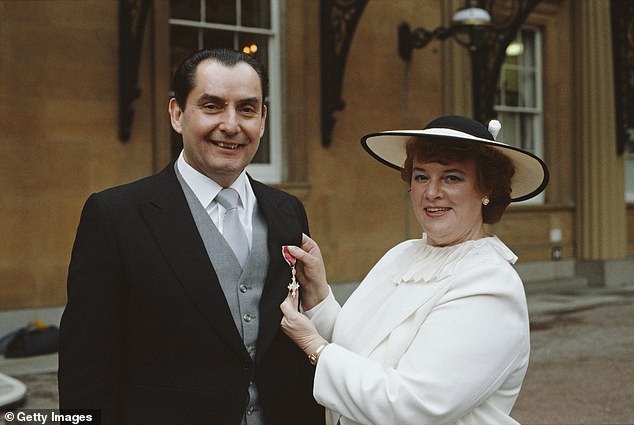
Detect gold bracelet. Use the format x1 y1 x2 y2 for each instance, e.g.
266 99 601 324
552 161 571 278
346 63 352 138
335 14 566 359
307 343 328 366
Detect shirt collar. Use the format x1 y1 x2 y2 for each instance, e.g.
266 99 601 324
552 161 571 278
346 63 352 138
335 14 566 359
176 151 249 209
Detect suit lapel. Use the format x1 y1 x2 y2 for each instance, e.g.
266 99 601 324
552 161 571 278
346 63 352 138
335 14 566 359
250 178 305 359
139 164 248 360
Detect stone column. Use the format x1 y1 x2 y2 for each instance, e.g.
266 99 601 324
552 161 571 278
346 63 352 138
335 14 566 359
572 0 627 284
441 0 472 116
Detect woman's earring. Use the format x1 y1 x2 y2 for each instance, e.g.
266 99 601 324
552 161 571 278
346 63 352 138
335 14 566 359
482 196 490 206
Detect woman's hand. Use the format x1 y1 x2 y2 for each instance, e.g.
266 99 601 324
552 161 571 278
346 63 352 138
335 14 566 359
280 290 328 356
287 234 330 310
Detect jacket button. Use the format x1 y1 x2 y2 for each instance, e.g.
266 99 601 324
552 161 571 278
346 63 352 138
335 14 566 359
239 284 248 293
242 362 251 371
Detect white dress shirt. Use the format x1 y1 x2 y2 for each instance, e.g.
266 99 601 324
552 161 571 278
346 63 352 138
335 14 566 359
176 151 255 247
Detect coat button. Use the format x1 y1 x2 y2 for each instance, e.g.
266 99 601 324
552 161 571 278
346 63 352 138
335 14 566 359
239 284 248 293
242 361 251 371
243 313 254 322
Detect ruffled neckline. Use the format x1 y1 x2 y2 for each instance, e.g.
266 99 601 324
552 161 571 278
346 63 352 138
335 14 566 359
392 234 517 285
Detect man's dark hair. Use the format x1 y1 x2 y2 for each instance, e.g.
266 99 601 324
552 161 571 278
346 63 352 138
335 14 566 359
172 48 268 111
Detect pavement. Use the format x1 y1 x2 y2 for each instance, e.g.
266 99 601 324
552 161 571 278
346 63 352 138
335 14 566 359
525 282 634 316
512 289 634 424
1 282 633 422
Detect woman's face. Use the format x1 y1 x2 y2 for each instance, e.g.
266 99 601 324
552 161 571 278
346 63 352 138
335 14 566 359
410 155 486 246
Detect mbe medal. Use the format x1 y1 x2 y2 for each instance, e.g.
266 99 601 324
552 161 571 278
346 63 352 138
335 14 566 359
282 246 299 298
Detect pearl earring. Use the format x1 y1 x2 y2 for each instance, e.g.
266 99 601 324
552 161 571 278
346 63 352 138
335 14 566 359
482 196 490 206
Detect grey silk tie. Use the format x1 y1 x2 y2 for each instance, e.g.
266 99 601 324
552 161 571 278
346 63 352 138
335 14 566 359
215 188 250 268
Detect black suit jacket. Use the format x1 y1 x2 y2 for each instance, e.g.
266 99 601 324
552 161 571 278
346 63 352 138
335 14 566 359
58 163 324 424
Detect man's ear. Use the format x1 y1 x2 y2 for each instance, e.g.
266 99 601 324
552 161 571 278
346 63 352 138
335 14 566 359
168 98 183 134
259 104 267 138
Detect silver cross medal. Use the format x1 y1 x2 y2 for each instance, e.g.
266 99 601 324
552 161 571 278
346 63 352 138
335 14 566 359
282 246 299 298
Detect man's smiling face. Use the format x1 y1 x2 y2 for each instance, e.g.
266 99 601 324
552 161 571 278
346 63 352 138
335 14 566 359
169 59 267 187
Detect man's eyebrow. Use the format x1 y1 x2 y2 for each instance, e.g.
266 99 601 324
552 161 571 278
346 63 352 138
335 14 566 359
237 97 261 105
196 94 260 106
196 94 224 104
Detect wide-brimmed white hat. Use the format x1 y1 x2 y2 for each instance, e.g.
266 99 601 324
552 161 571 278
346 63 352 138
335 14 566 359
360 115 549 202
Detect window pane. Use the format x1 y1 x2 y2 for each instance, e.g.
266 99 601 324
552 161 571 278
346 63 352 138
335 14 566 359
520 115 535 151
205 0 236 25
501 67 520 107
242 0 271 28
497 112 518 147
520 69 536 108
171 0 200 21
170 25 201 78
201 29 235 50
238 33 269 70
496 29 541 110
498 112 535 151
520 29 535 68
504 51 520 67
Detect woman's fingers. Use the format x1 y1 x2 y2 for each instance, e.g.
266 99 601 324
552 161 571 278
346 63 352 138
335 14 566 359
282 235 329 310
280 290 300 315
280 295 326 355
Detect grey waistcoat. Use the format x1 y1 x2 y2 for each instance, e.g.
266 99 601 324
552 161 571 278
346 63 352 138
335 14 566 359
176 166 269 425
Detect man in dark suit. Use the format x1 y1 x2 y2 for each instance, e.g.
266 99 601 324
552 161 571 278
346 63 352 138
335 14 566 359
58 48 324 425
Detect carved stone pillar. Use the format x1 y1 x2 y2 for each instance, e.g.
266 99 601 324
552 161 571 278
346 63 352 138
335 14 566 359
572 0 627 276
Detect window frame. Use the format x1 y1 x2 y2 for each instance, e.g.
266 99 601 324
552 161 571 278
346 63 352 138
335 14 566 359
494 26 544 204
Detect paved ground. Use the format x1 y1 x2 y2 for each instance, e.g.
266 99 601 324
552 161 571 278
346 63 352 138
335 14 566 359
1 289 633 424
511 297 634 425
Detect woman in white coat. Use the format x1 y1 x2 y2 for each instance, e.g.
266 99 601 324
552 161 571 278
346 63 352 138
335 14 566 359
280 115 549 425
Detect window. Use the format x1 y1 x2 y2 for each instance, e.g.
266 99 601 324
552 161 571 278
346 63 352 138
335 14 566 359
494 27 544 203
169 0 282 183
